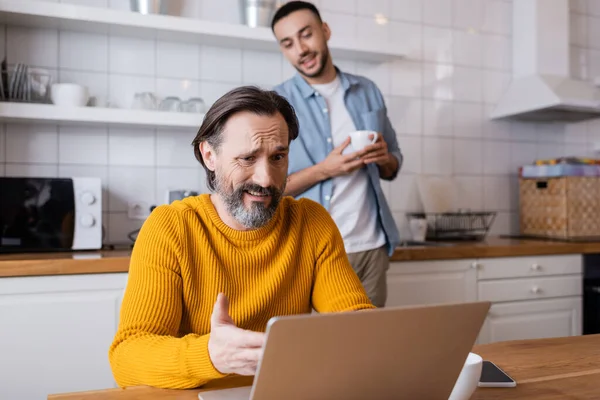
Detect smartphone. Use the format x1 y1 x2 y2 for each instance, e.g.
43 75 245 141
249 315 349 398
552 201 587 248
478 360 517 387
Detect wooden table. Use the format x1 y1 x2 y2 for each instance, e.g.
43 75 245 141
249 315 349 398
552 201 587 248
471 334 600 399
49 335 600 400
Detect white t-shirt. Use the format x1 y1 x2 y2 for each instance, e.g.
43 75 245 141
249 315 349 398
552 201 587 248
311 77 386 254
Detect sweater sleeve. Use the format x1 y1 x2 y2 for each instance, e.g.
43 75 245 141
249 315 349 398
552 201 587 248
303 200 376 313
108 206 226 389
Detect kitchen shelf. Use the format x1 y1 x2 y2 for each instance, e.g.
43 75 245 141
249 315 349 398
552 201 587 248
0 102 204 129
0 0 406 62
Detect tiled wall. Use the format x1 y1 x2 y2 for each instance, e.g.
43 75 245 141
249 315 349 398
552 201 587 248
1 0 600 245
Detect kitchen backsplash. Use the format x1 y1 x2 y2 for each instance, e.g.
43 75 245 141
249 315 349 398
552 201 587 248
1 0 600 244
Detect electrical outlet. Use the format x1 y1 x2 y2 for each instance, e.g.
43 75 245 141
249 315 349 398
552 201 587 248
128 201 150 220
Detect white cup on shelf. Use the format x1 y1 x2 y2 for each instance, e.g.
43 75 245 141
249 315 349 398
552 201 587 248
50 83 89 107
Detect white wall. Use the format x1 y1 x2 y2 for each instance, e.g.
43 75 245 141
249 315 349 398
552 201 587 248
1 0 600 245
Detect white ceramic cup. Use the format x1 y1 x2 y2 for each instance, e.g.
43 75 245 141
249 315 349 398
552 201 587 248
409 218 428 242
448 352 483 400
349 130 378 151
50 83 89 107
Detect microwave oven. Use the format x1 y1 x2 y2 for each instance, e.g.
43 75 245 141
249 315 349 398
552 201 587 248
0 177 103 253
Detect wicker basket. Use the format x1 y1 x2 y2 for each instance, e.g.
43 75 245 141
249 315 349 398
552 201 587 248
519 176 600 238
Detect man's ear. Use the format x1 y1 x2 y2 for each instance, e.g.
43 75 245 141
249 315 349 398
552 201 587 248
199 141 216 171
322 22 331 41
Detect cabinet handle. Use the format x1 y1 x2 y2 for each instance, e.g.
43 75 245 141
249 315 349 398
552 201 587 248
471 262 480 269
530 285 542 294
531 263 542 271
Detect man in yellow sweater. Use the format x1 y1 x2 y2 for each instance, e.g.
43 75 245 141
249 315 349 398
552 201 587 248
108 86 376 390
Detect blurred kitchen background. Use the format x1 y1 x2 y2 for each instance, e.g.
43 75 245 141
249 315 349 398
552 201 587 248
1 0 599 246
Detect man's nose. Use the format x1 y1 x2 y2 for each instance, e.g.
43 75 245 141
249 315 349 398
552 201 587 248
252 161 275 189
296 41 308 56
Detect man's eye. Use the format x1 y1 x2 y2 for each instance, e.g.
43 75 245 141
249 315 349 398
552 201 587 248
242 156 255 162
302 33 312 39
273 154 286 161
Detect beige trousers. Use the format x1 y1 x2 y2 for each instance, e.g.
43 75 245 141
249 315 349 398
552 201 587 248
346 246 389 308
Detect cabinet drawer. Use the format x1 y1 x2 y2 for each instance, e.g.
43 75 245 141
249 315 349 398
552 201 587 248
478 275 582 303
477 255 582 280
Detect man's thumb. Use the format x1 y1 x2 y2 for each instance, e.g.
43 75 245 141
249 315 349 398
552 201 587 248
211 293 233 325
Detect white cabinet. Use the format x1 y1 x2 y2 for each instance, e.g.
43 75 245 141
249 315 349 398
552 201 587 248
386 259 477 308
478 297 582 344
475 254 583 345
386 254 584 345
0 273 128 400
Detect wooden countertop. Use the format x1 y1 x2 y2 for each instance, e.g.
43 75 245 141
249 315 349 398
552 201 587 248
3 237 600 278
47 334 600 400
0 249 131 278
389 237 600 261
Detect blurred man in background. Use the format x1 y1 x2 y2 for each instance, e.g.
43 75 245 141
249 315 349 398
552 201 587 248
272 1 402 307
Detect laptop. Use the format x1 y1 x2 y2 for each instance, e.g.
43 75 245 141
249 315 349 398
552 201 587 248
198 301 491 400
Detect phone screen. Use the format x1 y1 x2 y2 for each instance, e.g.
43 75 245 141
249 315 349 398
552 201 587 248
480 361 515 383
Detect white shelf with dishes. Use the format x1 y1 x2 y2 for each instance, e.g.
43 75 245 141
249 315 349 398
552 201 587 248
0 102 204 129
0 0 406 62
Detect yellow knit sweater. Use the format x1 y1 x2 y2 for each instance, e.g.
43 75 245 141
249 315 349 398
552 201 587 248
109 194 374 389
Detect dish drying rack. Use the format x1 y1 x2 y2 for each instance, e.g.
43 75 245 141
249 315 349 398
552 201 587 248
0 59 53 103
406 211 497 241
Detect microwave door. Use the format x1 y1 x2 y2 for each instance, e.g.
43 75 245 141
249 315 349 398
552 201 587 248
0 177 75 253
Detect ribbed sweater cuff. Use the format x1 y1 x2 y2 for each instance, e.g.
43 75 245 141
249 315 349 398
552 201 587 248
186 334 228 382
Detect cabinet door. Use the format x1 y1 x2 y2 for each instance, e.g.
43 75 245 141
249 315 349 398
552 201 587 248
477 297 582 345
386 260 477 308
0 273 128 400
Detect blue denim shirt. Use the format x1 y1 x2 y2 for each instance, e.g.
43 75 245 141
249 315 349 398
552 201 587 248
273 68 402 256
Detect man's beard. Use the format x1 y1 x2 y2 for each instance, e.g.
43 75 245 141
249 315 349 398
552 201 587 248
214 173 286 229
295 48 330 79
